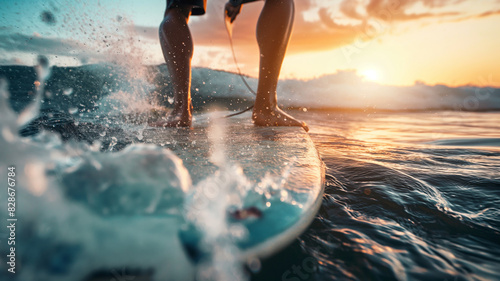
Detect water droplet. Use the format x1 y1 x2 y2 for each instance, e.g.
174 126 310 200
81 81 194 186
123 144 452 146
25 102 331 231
63 88 73 96
247 258 261 273
109 137 118 151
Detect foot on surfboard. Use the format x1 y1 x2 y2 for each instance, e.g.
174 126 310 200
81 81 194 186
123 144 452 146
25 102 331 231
148 110 192 128
252 107 309 132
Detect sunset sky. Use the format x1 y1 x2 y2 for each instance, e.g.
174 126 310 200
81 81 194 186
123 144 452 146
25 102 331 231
1 0 499 87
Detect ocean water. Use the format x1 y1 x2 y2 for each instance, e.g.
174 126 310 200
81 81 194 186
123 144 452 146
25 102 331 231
1 64 499 280
258 111 499 281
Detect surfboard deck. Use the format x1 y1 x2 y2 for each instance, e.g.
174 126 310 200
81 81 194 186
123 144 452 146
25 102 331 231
142 112 325 260
7 110 324 281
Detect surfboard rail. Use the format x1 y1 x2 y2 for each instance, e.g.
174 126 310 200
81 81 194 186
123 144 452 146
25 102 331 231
144 113 325 260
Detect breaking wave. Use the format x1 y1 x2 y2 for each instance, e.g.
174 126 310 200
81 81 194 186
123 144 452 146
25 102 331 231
1 64 499 116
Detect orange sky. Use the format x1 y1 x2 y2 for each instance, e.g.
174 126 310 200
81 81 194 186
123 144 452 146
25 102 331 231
183 0 500 87
1 0 499 87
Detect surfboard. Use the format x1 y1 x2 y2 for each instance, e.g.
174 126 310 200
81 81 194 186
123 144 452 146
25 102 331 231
142 112 325 261
4 109 324 281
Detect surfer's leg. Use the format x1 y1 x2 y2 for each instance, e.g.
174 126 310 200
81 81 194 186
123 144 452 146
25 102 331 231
150 3 193 127
252 0 308 132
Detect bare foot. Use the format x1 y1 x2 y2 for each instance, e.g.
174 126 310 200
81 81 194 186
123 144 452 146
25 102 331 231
148 109 191 128
252 107 309 132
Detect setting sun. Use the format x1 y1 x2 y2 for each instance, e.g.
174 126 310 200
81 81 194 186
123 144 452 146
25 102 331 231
360 69 381 82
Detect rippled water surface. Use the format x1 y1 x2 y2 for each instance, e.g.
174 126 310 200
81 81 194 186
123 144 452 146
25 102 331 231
264 111 500 281
2 63 499 280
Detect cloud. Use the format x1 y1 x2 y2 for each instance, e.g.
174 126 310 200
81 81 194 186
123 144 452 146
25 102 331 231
0 33 102 63
433 7 500 23
0 57 24 65
0 29 160 66
139 0 498 57
476 9 500 18
346 0 500 23
365 0 461 17
127 0 500 73
3 0 497 72
316 0 466 23
0 33 77 53
339 0 365 20
183 0 366 54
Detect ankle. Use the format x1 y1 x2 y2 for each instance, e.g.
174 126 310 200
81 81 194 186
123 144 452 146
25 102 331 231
253 103 278 113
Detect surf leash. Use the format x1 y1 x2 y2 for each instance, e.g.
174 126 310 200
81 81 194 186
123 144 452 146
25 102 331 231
223 10 256 118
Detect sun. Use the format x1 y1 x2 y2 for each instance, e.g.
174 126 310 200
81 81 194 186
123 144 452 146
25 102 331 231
360 69 380 82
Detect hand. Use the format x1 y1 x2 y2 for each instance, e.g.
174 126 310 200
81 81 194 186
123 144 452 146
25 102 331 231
225 2 242 23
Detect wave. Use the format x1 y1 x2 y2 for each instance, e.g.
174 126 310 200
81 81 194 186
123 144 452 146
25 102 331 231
278 75 500 111
1 64 499 113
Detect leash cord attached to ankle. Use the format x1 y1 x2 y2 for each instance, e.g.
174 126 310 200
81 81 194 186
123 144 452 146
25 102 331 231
223 14 256 118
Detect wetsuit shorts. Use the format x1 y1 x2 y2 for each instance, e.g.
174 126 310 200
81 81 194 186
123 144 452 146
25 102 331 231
166 0 258 16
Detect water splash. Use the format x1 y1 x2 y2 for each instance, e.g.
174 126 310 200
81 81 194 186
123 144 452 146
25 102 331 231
1 72 299 280
182 113 300 281
184 114 250 281
0 77 194 280
17 56 52 128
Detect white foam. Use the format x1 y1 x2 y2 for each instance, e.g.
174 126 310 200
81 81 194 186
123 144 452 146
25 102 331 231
0 77 299 280
189 69 500 111
0 80 194 280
